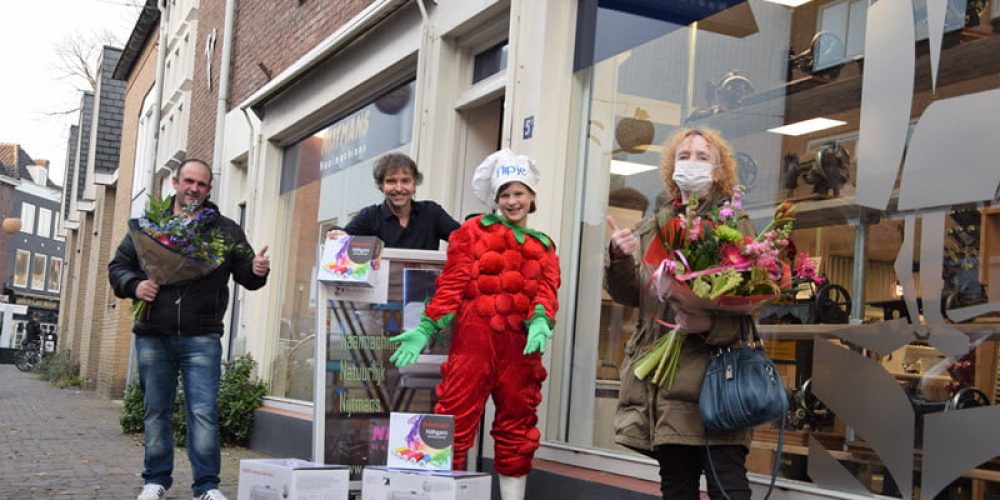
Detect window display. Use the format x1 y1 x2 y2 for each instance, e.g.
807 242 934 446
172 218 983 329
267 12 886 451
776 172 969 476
566 1 1000 497
272 81 417 403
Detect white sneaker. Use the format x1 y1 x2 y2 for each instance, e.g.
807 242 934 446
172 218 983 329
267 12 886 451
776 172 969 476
137 483 166 500
194 489 228 500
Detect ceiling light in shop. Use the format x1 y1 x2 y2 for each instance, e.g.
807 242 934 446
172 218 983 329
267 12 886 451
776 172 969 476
763 0 814 7
610 160 658 176
767 117 847 136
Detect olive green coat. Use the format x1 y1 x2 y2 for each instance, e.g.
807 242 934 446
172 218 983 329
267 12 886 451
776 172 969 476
604 203 754 453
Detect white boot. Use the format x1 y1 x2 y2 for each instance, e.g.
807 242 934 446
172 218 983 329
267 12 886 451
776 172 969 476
498 474 526 500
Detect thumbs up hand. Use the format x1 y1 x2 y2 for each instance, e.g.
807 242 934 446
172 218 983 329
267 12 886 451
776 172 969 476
607 215 638 259
252 245 270 277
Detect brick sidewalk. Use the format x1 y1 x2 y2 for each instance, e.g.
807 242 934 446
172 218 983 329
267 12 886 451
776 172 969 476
0 364 267 499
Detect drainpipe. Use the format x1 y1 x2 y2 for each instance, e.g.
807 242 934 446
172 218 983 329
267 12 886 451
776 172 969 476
211 0 237 207
410 0 431 162
146 0 170 199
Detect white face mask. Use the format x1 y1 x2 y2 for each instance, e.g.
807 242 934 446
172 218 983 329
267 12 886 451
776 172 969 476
672 160 715 196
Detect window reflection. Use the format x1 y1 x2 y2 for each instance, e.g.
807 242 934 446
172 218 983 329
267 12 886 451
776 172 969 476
571 0 1000 496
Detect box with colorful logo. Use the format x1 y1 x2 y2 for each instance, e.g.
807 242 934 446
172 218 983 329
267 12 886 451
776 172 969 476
386 412 454 471
318 235 384 286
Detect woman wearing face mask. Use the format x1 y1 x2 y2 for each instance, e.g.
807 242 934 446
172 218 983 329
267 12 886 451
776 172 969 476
388 149 560 500
606 128 755 500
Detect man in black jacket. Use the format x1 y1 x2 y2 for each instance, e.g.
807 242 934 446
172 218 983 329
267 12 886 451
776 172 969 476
23 312 42 346
109 159 269 500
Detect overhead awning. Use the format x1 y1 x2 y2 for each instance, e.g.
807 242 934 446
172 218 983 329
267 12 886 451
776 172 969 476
573 0 757 72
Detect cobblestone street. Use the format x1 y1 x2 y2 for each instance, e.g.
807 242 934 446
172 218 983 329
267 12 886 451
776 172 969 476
0 364 266 499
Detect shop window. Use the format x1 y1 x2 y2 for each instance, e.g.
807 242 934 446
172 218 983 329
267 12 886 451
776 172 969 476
13 250 29 288
20 203 34 234
271 80 417 403
565 1 1000 496
31 254 46 291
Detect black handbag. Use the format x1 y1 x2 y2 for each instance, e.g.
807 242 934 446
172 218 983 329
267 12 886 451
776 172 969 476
700 317 787 500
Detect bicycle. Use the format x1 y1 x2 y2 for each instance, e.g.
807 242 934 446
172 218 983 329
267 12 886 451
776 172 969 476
15 340 42 372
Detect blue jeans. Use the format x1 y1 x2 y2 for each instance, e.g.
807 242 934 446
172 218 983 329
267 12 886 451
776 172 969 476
135 333 222 496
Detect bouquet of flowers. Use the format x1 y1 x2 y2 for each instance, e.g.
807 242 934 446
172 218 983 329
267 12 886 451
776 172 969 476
128 195 247 320
633 188 797 390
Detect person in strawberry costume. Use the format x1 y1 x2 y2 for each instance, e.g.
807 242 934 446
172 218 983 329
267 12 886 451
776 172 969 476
388 149 560 500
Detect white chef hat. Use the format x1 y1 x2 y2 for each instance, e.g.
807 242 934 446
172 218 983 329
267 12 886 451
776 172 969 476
471 149 540 209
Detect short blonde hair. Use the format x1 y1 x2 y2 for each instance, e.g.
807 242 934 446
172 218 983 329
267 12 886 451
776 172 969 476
659 128 739 202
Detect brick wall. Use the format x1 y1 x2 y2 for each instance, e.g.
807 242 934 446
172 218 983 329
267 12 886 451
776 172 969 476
95 30 158 399
94 186 125 397
75 212 97 386
187 0 374 161
56 230 76 355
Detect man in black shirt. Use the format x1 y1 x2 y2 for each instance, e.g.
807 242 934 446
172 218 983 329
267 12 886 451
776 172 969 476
328 153 459 250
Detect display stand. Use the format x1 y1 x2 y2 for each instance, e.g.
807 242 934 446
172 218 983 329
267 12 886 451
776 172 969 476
312 248 447 489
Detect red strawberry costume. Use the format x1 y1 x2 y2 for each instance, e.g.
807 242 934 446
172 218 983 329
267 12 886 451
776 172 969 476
423 214 560 476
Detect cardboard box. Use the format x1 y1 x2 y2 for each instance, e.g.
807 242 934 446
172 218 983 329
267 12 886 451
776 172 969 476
237 459 349 500
362 467 491 500
318 236 383 286
387 412 454 471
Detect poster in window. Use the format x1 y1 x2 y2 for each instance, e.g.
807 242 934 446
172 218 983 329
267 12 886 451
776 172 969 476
47 258 62 292
14 250 29 287
31 254 46 290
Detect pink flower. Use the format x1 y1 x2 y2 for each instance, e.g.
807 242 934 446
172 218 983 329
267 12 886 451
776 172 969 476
719 207 734 220
719 243 750 267
688 217 704 240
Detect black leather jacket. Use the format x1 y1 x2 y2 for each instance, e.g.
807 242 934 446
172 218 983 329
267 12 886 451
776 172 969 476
108 200 267 336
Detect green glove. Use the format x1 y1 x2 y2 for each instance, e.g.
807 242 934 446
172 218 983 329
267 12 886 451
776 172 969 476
388 317 437 368
523 307 554 355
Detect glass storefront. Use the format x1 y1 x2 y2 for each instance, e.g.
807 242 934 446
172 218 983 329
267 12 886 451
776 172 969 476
562 0 1000 497
271 81 417 402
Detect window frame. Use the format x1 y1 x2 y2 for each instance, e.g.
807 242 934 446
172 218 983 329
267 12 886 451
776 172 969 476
31 254 47 291
13 250 30 288
20 202 35 234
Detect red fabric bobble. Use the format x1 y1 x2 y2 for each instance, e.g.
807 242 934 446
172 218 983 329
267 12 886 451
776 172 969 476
471 261 481 279
522 238 545 260
513 293 530 312
500 271 525 294
478 275 501 294
474 295 495 317
495 294 514 315
521 259 541 280
502 249 523 271
490 315 507 332
486 232 507 252
523 280 539 297
506 314 524 331
479 251 505 275
473 240 490 258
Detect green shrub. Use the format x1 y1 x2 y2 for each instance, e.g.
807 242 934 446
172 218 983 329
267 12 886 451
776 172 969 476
173 382 187 447
218 355 268 446
119 354 267 448
35 349 80 388
121 381 145 434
